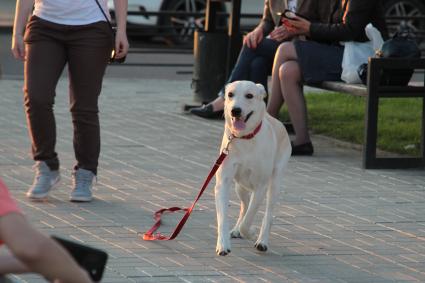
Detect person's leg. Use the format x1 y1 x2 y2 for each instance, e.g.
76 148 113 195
267 43 299 118
0 213 91 283
208 44 261 112
223 38 279 96
191 38 279 118
23 17 67 199
66 22 111 201
279 60 311 146
24 18 67 171
67 22 112 176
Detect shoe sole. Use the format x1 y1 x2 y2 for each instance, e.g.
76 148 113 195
69 196 93 202
26 177 61 200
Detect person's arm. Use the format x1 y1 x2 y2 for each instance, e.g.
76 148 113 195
0 213 92 283
257 0 274 36
309 0 375 42
244 0 275 49
11 0 34 60
112 0 129 59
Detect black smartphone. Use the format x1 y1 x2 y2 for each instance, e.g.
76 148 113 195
279 9 309 21
51 235 108 282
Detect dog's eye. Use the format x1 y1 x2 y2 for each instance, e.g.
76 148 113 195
228 92 234 98
245 93 254 99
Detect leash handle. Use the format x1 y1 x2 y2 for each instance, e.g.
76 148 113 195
141 152 228 241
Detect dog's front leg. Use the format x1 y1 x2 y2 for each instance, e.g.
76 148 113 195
215 171 232 256
255 180 279 252
239 186 268 240
230 183 249 239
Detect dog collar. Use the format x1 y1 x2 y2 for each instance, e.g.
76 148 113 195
231 121 262 140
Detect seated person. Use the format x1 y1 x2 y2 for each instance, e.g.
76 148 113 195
190 0 331 119
0 178 92 283
267 0 387 155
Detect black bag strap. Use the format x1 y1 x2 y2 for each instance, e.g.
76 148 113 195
93 0 113 30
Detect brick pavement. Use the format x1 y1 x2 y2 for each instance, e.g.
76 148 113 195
0 78 424 283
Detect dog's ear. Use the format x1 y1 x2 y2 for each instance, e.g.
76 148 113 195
256 83 267 100
223 83 232 100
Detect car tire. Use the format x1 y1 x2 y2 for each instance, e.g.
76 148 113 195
383 0 425 40
159 0 226 45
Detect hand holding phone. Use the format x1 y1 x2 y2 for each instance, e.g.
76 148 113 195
52 236 108 282
277 10 311 35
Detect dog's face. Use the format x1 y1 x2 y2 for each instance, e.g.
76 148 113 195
224 81 267 135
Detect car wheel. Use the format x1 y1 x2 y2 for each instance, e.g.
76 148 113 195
383 0 425 40
160 0 226 45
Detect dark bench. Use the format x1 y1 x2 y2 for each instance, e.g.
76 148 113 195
308 57 425 169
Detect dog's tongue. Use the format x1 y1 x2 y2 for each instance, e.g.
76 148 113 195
233 119 246 131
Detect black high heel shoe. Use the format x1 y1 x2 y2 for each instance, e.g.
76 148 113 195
190 104 224 120
291 141 314 156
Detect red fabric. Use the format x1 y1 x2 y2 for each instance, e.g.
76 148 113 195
0 178 22 245
0 178 21 217
142 152 228 241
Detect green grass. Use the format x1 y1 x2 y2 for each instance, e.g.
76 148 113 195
278 92 422 156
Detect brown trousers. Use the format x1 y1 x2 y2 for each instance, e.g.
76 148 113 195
23 16 112 174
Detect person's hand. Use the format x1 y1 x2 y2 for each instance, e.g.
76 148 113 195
11 34 25 60
114 29 129 59
243 27 263 49
268 25 292 42
282 16 311 36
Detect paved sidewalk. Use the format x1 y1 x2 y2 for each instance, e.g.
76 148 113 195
0 77 424 283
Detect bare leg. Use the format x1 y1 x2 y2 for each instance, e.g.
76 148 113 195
210 96 225 111
280 60 311 145
267 43 299 118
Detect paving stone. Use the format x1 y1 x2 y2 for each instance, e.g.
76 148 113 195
1 78 424 282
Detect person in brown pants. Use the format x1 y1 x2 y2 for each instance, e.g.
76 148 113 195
11 0 129 202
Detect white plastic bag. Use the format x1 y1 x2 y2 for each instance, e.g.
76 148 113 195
341 24 384 84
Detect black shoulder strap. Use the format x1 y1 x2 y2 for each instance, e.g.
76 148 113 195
93 0 113 30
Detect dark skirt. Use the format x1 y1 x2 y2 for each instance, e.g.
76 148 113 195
294 40 344 84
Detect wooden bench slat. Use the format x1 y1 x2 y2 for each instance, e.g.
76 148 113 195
311 81 367 97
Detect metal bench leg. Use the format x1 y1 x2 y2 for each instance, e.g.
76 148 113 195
364 58 425 169
421 96 425 163
363 60 380 169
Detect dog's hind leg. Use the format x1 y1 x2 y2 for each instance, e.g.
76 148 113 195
254 179 279 252
230 184 250 239
238 186 267 240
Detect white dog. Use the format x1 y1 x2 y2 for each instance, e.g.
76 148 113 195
214 80 291 256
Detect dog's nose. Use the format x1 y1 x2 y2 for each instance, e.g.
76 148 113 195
231 107 242 118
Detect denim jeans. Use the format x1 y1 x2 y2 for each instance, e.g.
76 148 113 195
218 37 280 97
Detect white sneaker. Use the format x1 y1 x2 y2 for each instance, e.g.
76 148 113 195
26 161 60 199
70 168 95 202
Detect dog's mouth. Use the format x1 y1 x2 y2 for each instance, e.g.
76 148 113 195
231 111 253 131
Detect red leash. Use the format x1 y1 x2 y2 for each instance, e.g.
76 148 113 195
141 122 262 241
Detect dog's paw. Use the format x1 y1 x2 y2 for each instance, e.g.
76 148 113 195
239 226 256 240
216 238 231 256
216 248 231 256
230 229 243 238
254 242 268 252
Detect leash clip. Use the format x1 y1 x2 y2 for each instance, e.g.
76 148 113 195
222 135 235 155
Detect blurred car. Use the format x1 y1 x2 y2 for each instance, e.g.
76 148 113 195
108 0 425 44
108 0 261 44
384 0 425 39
